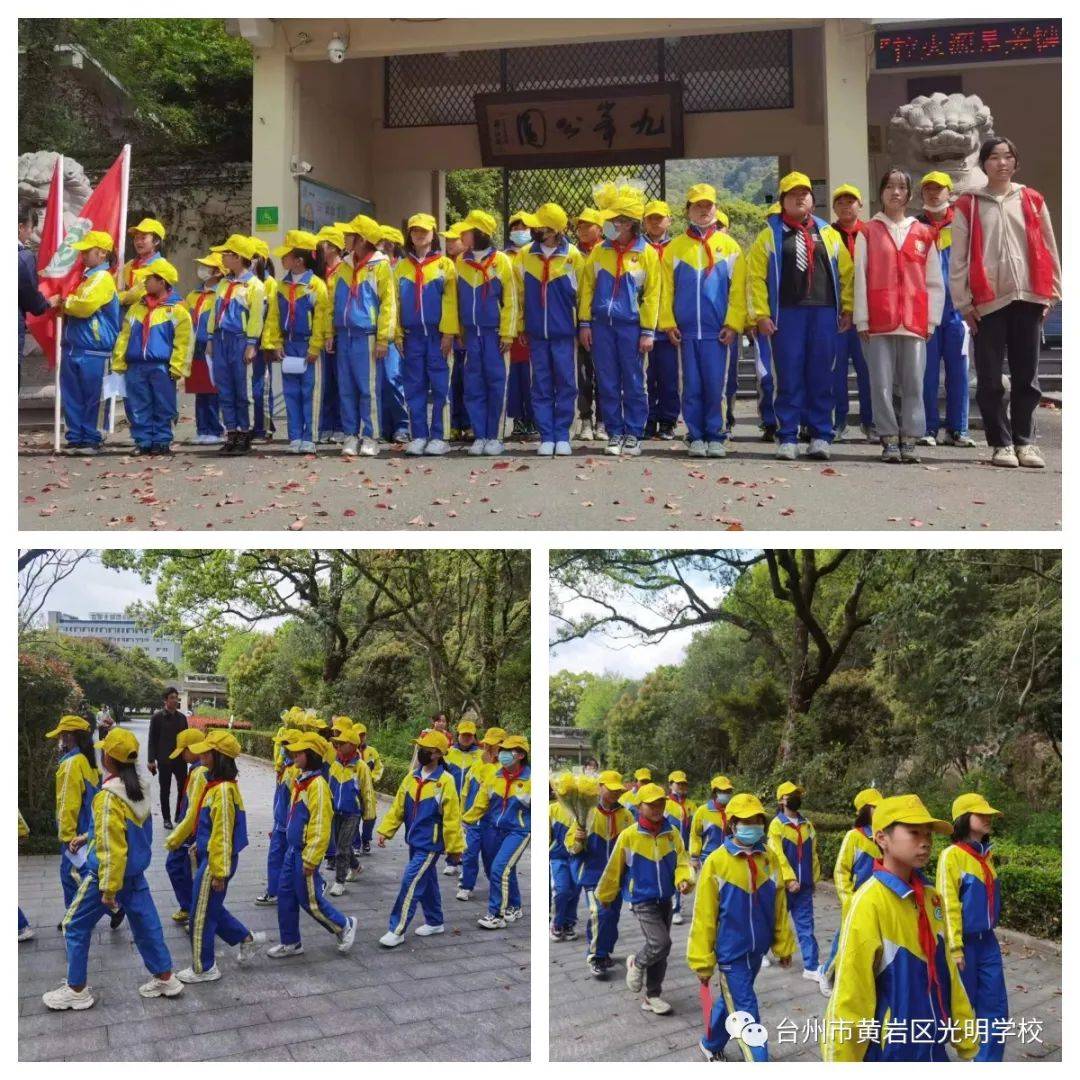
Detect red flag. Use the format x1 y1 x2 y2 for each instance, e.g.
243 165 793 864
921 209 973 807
28 148 127 362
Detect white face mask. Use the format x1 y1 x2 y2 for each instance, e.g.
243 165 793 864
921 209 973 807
197 266 212 281
509 229 532 248
923 195 950 213
602 221 620 242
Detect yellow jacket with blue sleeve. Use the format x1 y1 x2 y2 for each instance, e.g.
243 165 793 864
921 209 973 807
194 779 249 879
566 802 634 888
834 825 881 915
263 270 330 355
595 820 694 905
768 811 820 888
690 799 731 860
935 840 1000 954
258 275 278 349
454 248 517 339
327 251 397 342
119 252 165 307
207 270 266 345
328 752 377 819
271 762 299 830
360 743 384 786
665 794 697 844
577 237 661 333
746 215 854 324
461 759 497 819
821 866 978 1062
62 264 122 352
378 763 465 855
515 239 585 340
550 800 574 860
687 838 796 975
184 286 218 350
462 765 531 836
659 229 746 338
54 748 100 844
445 742 483 795
394 253 459 337
112 289 193 378
165 765 209 851
86 776 154 895
285 771 335 868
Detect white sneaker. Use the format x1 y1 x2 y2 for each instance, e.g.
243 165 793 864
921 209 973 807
415 923 445 937
671 911 684 925
468 438 486 456
379 929 405 948
177 965 221 983
43 983 95 1010
776 442 797 461
578 420 594 441
596 424 608 441
802 967 822 983
992 445 1019 468
288 439 302 454
477 913 507 930
332 431 346 444
605 438 622 456
300 441 317 454
405 438 427 456
456 888 472 901
1017 444 1045 469
358 439 378 457
641 995 672 1015
706 441 727 458
760 954 772 968
622 436 641 456
916 434 937 446
483 439 505 456
341 436 359 457
425 439 450 456
328 882 346 897
942 431 977 448
818 965 834 997
345 867 362 882
555 441 572 456
504 907 524 923
18 926 33 941
688 440 707 457
237 931 266 965
337 916 357 953
537 441 555 456
266 942 305 958
139 973 184 998
443 864 458 876
626 954 644 992
806 438 831 460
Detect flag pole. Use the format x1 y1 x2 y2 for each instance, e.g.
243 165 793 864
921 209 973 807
52 155 64 454
108 144 132 437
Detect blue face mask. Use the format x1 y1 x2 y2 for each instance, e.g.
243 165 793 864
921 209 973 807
713 791 732 805
602 221 620 242
509 229 532 248
498 750 515 767
734 824 764 846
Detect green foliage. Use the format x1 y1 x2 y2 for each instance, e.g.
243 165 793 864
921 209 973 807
997 862 1060 940
445 169 503 231
375 754 412 797
180 621 232 674
232 729 275 763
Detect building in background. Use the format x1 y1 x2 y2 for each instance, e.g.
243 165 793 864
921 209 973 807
46 610 182 665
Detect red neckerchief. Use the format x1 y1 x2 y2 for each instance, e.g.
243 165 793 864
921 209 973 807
579 240 597 255
499 765 522 810
128 255 151 287
284 277 303 334
831 219 865 259
408 252 441 314
954 841 996 922
221 277 242 312
465 250 499 300
288 773 318 822
192 778 224 825
710 799 729 830
647 237 668 257
410 772 433 824
323 259 339 284
782 212 817 295
787 815 806 871
596 803 620 839
671 793 689 828
909 870 950 1023
350 251 374 299
140 294 163 357
612 239 635 290
638 813 664 835
922 207 954 247
687 224 718 276
191 289 213 328
537 250 557 306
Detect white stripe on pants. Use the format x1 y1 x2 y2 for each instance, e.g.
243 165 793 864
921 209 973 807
864 333 927 441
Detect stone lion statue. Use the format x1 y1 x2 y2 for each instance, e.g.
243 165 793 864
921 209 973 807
17 151 94 246
888 92 995 195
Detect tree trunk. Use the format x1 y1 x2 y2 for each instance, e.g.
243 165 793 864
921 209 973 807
777 619 812 764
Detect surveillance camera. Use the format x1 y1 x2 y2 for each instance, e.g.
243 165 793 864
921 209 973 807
328 34 347 64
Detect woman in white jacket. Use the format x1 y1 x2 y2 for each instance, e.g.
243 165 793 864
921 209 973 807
855 167 944 464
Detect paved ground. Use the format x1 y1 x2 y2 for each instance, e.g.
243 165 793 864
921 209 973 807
548 882 1061 1061
18 716 530 1061
17 401 1061 532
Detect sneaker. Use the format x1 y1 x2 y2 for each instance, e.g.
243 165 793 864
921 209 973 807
73 445 99 456
605 438 622 456
18 925 34 941
622 436 641 457
253 893 277 907
899 442 921 464
483 439 505 456
358 439 378 457
992 445 1019 468
643 420 658 439
596 424 608 441
109 907 126 930
760 424 778 442
287 440 303 455
802 967 822 984
442 863 458 876
775 442 797 461
415 923 445 937
818 965 835 997
942 431 977 448
700 1040 722 1062
562 927 579 941
861 423 876 442
456 887 472 901
504 907 524 923
405 438 427 456
328 881 346 897
881 441 902 464
341 436 359 457
916 434 937 446
203 434 226 446
171 909 189 923
177 965 221 983
361 841 372 855
379 930 405 948
577 419 594 441
345 867 362 882
510 419 528 441
266 942 305 958
550 927 565 942
393 428 410 444
806 438 831 461
555 441 572 456
337 916 357 953
1017 445 1045 469
626 954 644 992
688 439 707 457
587 956 607 978
301 441 317 454
477 913 507 930
139 973 184 998
425 439 450 456
43 983 95 1010
468 438 486 456
835 424 848 442
658 421 676 441
163 819 174 832
671 911 684 925
237 931 267 965
706 441 727 458
760 954 772 969
641 995 673 1015
538 441 555 456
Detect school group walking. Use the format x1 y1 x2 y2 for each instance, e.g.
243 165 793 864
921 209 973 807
551 767 1011 1062
50 136 1058 469
22 710 530 1012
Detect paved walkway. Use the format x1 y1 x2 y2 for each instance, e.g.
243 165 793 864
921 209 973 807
19 718 530 1061
549 883 1061 1061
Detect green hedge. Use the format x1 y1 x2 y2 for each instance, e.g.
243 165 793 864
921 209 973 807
377 753 411 797
234 729 276 762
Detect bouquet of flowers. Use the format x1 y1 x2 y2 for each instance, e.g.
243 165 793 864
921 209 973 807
553 771 600 829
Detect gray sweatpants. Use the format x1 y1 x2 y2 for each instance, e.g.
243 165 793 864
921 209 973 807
632 898 674 997
864 334 927 441
332 812 361 883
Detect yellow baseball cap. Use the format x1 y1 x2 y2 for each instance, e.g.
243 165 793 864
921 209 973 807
95 727 140 764
598 769 626 792
342 215 383 244
710 775 734 792
872 794 951 835
633 768 652 782
136 259 179 286
249 237 270 259
284 731 330 757
380 225 405 245
415 730 451 752
211 234 258 260
330 716 352 732
70 230 114 253
273 230 319 259
352 721 368 736
832 183 863 203
316 225 346 251
921 170 953 190
169 728 206 759
189 729 242 759
635 782 667 805
196 252 226 271
576 208 606 228
777 781 804 800
45 715 91 739
406 213 437 233
778 171 813 196
508 209 535 227
128 218 166 239
481 726 507 746
668 770 688 784
854 787 884 812
274 727 303 745
461 210 497 236
332 725 360 746
457 720 478 735
685 185 716 207
440 222 466 240
951 793 1001 821
643 199 673 220
534 202 568 232
727 793 767 819
501 734 530 754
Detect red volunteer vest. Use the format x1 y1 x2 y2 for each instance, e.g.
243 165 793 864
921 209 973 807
865 219 933 336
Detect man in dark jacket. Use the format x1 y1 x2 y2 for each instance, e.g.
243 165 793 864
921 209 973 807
18 202 58 373
147 687 189 829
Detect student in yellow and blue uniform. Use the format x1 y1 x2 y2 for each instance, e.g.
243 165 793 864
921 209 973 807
206 234 265 455
45 715 100 912
326 723 376 895
618 767 653 809
162 728 209 926
566 770 633 975
713 213 743 436
44 727 183 1011
689 793 796 1061
314 225 347 444
936 793 1008 1061
59 231 121 454
578 182 661 457
350 721 384 855
820 787 882 994
440 222 472 441
689 774 735 869
117 218 165 307
111 259 192 456
466 734 531 930
822 794 978 1062
457 726 504 901
376 225 410 443
749 201 781 442
917 171 975 449
505 211 537 443
665 770 698 924
768 780 823 983
265 230 329 454
548 783 579 942
327 214 397 458
377 730 464 946
595 782 694 1015
183 252 225 445
659 187 746 458
395 213 458 456
254 727 301 906
455 210 517 456
175 730 264 984
445 719 482 795
515 202 584 456
573 207 606 440
642 199 679 441
747 172 854 462
267 731 357 958
249 238 278 442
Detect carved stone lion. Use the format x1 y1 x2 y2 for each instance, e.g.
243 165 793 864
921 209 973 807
17 151 94 245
